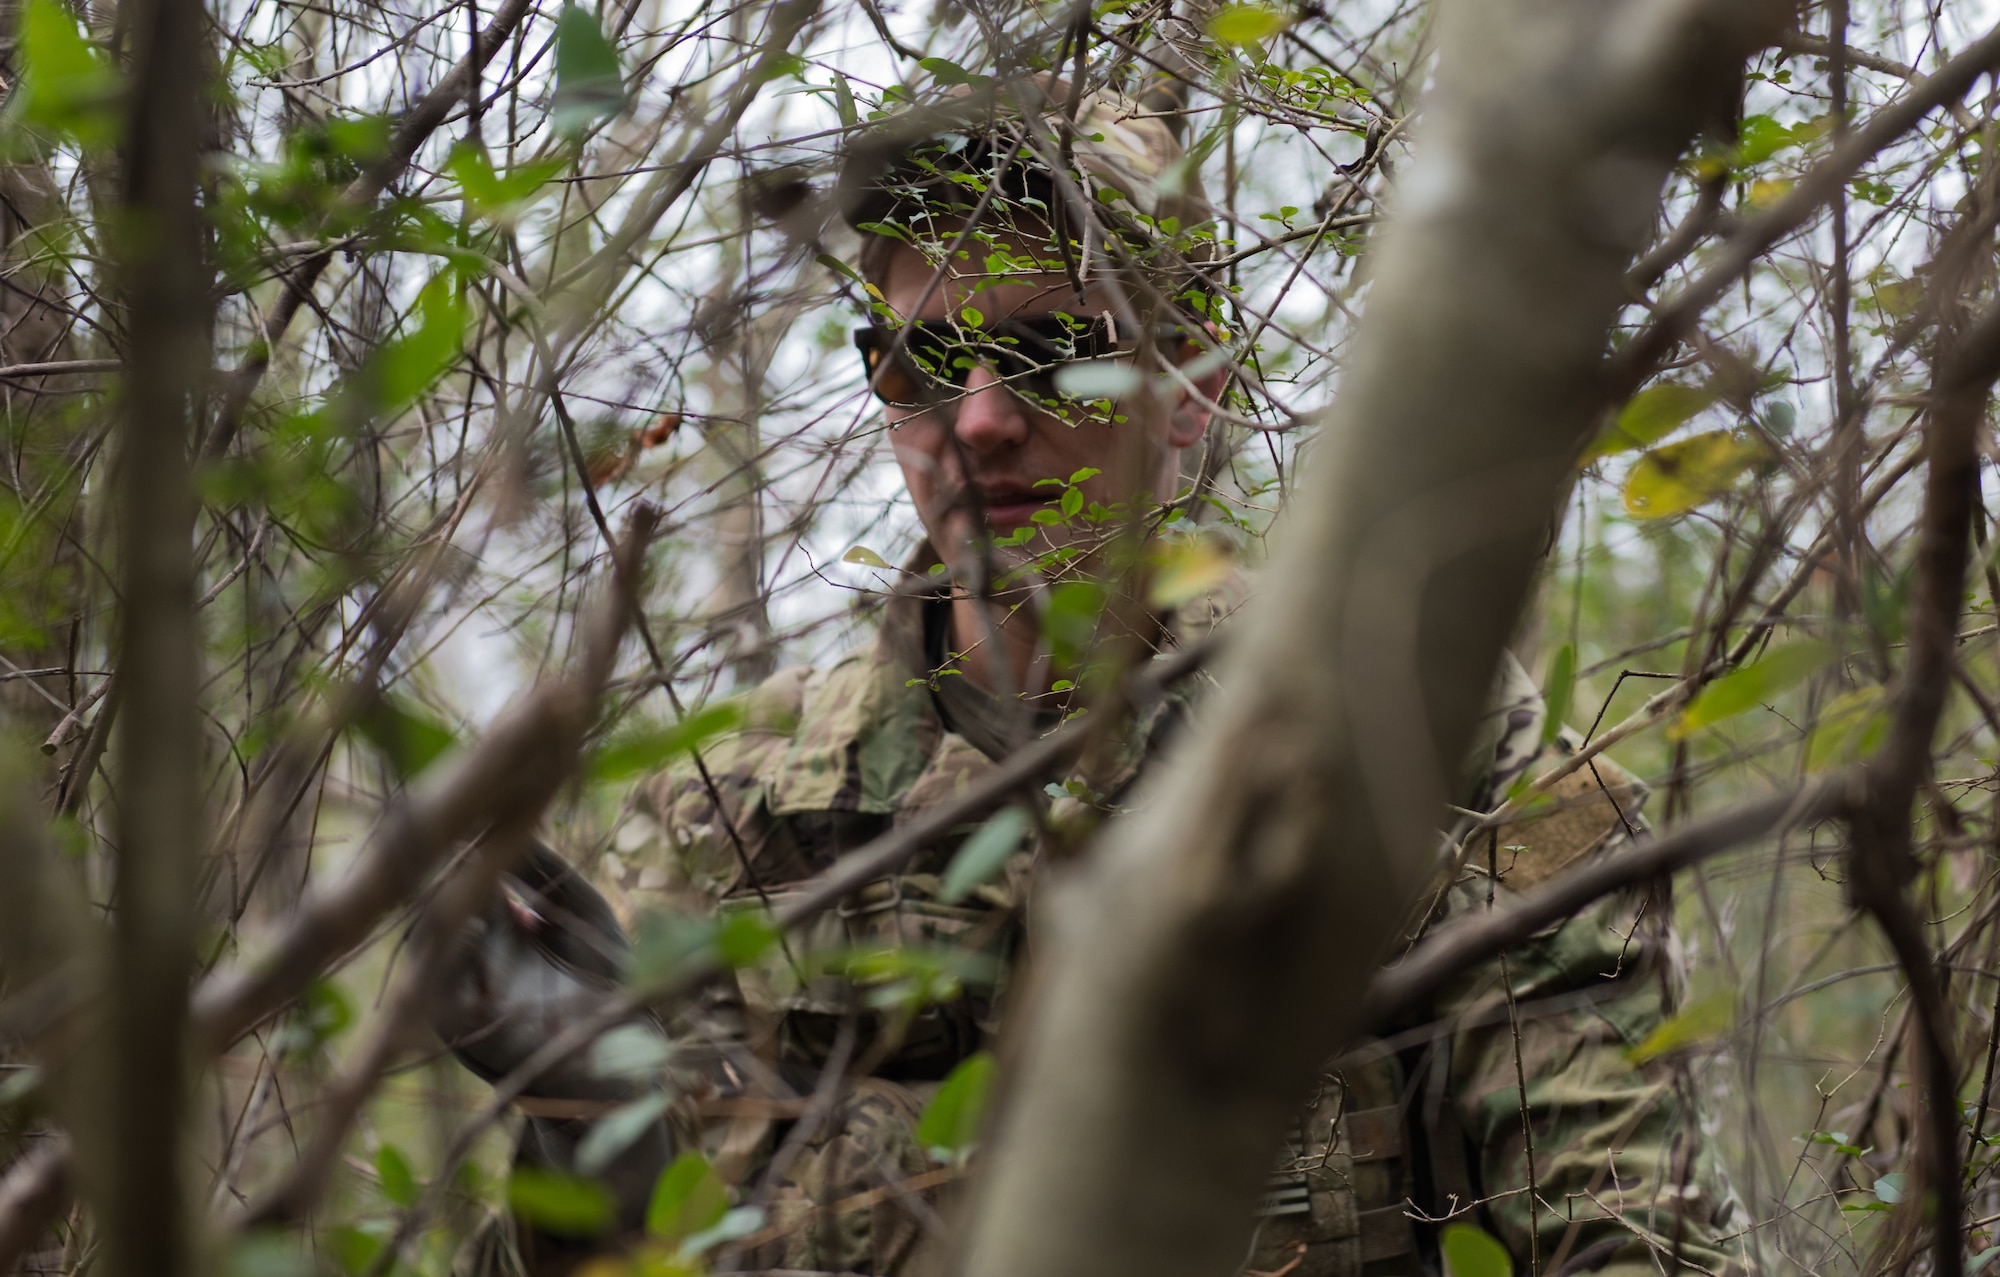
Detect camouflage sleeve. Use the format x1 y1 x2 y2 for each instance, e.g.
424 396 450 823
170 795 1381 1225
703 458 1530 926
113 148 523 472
1431 654 1747 1275
598 664 816 922
1436 887 1746 1276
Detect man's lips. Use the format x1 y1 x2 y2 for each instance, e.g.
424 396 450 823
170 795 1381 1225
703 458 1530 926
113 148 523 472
971 487 1051 527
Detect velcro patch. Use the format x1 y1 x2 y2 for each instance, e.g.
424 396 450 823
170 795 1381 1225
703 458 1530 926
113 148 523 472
1486 754 1643 892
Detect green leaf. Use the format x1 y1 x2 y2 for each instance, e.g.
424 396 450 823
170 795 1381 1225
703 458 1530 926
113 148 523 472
1052 361 1142 399
1626 989 1734 1063
12 0 122 149
375 1144 418 1208
1873 275 1925 317
760 51 808 83
1067 466 1102 484
1060 486 1084 518
1621 430 1769 520
507 1166 616 1237
1207 3 1291 45
1147 535 1233 609
297 979 354 1049
1584 383 1718 463
1809 1130 1871 1158
818 252 863 284
821 943 995 1012
627 910 717 992
447 142 563 221
575 1092 670 1176
324 115 390 163
940 805 1031 904
591 1022 672 1080
646 1151 729 1244
679 1207 768 1260
843 545 893 568
1806 685 1889 771
716 909 778 966
1043 580 1107 670
916 1051 996 1163
552 4 626 135
328 1225 387 1276
1440 1223 1512 1277
1873 1172 1907 1204
1734 113 1809 167
1540 643 1576 747
960 305 984 328
832 75 858 129
354 694 458 779
1861 560 1914 646
918 56 991 88
226 1231 319 1277
368 273 466 413
590 702 743 782
1671 640 1834 739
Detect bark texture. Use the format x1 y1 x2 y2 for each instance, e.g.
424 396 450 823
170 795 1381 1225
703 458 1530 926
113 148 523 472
99 0 211 1271
953 2 1788 1275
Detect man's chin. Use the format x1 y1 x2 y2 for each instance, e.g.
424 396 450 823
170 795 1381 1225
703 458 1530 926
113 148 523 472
934 522 1049 578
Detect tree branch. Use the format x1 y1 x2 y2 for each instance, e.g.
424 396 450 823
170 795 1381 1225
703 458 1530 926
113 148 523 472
1365 778 1846 1025
1610 17 2000 399
197 0 537 461
97 0 212 1266
1842 287 2000 1277
951 2 1787 1274
190 505 658 1049
0 1137 68 1266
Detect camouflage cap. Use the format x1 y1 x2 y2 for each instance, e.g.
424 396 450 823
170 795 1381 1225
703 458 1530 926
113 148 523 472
833 75 1212 284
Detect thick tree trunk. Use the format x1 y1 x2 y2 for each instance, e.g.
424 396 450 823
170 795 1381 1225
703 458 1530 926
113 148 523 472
953 2 1787 1275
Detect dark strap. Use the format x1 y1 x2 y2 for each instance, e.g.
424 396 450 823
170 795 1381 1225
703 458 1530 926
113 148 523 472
1345 1105 1404 1164
1359 1205 1418 1262
1421 1040 1478 1215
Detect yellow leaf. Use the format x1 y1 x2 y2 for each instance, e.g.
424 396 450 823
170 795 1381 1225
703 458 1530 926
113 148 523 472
1746 177 1794 208
1806 685 1889 770
1583 382 1718 463
1874 277 1924 318
1147 535 1232 609
843 545 892 568
1670 640 1834 740
1627 989 1734 1064
1622 430 1769 520
1207 3 1289 44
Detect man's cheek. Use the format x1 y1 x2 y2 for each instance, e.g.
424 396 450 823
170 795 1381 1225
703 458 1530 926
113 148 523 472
891 439 945 489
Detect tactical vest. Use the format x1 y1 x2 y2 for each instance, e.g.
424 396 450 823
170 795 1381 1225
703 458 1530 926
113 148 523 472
609 566 1668 1277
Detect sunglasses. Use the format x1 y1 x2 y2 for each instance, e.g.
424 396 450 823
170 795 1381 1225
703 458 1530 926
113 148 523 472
853 314 1188 409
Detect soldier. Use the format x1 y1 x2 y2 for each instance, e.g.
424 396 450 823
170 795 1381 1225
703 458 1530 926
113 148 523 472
441 79 1749 1277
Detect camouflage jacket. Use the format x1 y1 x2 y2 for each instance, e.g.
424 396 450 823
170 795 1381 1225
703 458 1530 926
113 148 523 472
601 554 1747 1277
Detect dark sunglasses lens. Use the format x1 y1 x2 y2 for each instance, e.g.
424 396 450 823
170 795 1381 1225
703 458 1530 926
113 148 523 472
990 348 1059 404
857 340 914 406
858 318 1161 408
859 331 953 407
876 363 926 407
904 330 970 391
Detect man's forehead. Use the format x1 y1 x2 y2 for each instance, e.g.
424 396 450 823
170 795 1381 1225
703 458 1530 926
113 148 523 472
879 236 1112 322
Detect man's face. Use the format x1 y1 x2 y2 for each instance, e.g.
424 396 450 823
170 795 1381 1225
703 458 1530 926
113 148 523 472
874 232 1219 571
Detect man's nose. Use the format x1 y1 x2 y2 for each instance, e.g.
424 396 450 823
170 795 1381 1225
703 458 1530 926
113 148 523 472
952 363 1030 453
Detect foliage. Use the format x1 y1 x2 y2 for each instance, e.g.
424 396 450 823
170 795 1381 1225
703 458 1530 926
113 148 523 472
0 0 1996 1272
917 1051 997 1165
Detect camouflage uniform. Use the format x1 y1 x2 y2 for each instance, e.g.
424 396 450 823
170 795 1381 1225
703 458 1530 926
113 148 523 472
600 552 1748 1277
